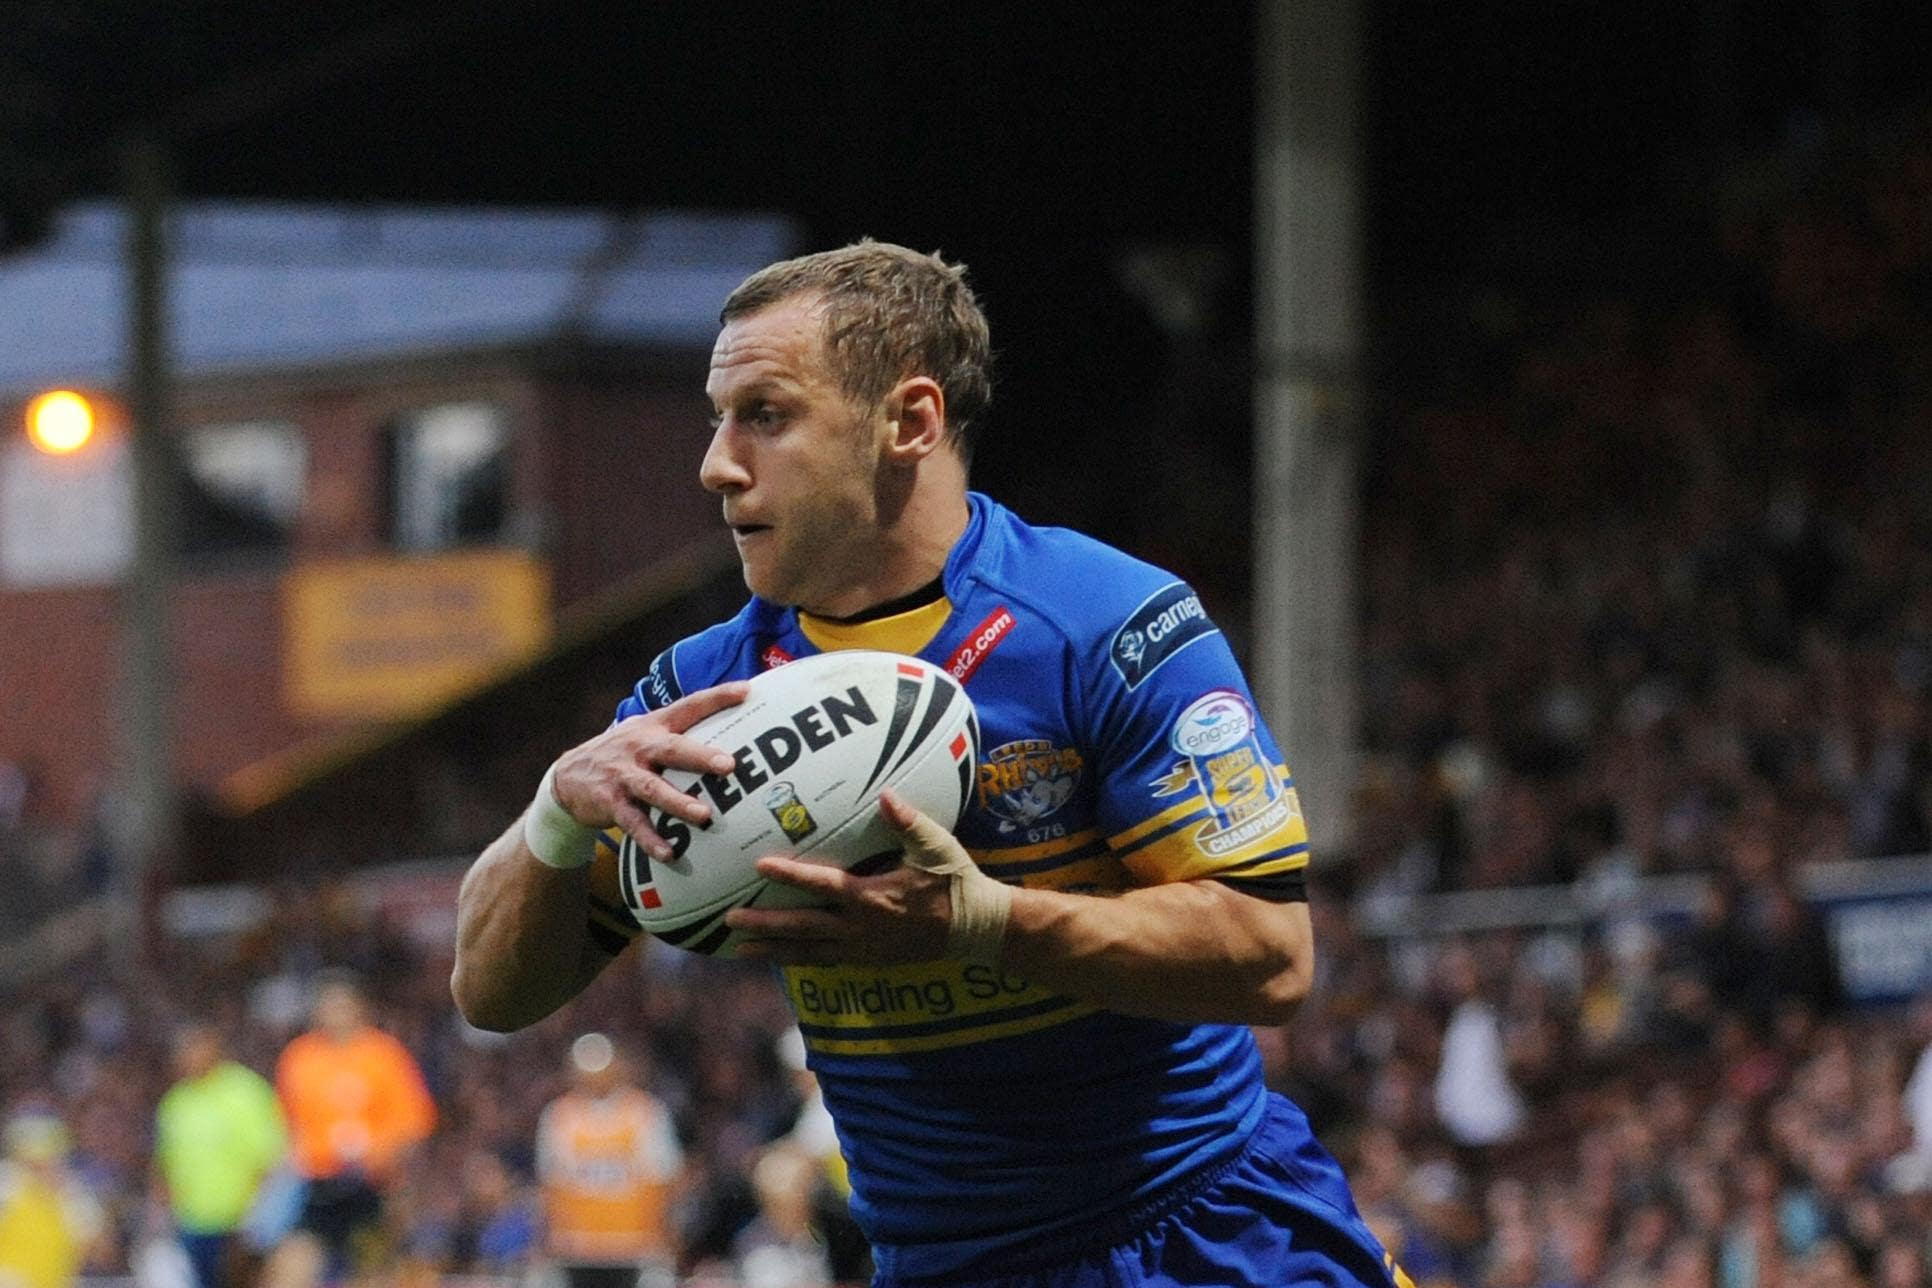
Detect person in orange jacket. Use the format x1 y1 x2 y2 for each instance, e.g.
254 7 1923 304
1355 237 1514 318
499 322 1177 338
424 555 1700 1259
266 973 435 1287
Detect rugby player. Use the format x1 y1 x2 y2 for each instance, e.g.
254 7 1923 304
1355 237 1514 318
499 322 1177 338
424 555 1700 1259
454 241 1411 1288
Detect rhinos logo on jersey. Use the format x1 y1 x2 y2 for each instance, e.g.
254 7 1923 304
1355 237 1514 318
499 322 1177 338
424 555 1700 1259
1151 690 1298 857
977 739 1084 833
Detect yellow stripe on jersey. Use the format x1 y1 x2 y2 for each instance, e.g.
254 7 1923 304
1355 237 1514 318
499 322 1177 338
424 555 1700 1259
801 999 1099 1056
783 959 1096 1056
1112 765 1311 886
1106 795 1212 851
1011 855 1131 894
797 597 955 657
969 828 1101 869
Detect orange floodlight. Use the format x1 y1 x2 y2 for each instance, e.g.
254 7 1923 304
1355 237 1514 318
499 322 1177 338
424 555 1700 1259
25 390 97 455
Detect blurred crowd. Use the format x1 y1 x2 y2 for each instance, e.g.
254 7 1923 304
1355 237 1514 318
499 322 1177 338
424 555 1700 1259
1281 900 1932 1288
0 865 1928 1288
1353 114 1932 897
0 888 866 1288
5 106 1932 1288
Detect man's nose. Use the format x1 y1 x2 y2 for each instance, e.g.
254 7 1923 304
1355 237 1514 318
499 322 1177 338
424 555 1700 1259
699 424 750 494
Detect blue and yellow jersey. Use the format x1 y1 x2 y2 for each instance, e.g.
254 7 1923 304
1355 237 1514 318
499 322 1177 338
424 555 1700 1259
591 493 1312 1279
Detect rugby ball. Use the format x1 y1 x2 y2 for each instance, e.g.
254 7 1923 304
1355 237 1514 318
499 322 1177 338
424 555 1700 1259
617 650 980 957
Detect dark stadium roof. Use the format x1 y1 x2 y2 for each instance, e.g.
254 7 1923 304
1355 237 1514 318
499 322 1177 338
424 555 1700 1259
5 1 1930 495
0 202 793 396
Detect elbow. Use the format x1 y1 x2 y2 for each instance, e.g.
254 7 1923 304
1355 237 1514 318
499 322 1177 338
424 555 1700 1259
1235 889 1316 1026
449 963 521 1034
1252 959 1314 1025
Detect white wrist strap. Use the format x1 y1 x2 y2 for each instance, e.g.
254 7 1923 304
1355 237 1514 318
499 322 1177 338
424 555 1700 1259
523 765 598 869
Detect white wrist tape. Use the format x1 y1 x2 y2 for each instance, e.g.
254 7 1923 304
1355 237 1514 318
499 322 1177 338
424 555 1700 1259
896 808 1013 963
946 867 1014 965
523 765 598 869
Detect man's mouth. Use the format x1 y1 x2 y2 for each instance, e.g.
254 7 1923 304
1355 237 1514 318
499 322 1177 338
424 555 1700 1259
729 523 771 538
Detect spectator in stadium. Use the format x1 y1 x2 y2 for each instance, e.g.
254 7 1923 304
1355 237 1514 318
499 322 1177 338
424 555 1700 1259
1903 994 1932 1163
152 1023 287 1288
454 242 1409 1286
0 1111 104 1288
732 1143 834 1288
1431 943 1526 1147
266 972 435 1288
535 1032 682 1288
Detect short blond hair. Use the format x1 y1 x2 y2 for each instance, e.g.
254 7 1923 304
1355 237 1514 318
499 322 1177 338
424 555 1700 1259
722 240 992 453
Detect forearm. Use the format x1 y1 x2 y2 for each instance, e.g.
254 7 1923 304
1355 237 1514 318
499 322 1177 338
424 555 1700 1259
999 881 1313 1026
451 817 609 1031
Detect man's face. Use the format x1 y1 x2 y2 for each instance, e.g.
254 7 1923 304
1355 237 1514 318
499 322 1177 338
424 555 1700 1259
702 294 885 613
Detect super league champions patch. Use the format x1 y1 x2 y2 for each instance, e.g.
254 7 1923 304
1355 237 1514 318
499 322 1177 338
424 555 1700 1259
1151 690 1300 858
1109 581 1219 689
643 648 682 709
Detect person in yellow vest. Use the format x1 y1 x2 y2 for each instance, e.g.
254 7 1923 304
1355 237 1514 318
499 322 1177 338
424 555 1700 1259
535 1034 684 1288
0 1111 104 1288
153 1024 288 1288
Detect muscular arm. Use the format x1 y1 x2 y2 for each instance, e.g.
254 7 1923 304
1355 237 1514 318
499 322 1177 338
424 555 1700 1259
451 823 612 1032
729 791 1314 1027
451 682 749 1033
1001 880 1313 1025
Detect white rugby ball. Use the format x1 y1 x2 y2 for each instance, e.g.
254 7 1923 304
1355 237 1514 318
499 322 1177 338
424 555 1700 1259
617 649 980 957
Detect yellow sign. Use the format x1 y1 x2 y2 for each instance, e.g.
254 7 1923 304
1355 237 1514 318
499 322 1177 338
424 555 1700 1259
284 551 551 720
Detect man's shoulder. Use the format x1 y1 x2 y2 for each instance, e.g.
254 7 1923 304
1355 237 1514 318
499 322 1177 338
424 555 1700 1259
628 600 778 712
973 502 1210 666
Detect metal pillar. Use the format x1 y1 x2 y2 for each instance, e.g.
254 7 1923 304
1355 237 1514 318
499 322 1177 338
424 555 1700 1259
113 137 177 947
1252 0 1363 856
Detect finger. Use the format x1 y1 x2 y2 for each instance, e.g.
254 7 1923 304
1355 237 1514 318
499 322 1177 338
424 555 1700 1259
658 681 752 734
877 787 921 831
608 796 673 861
617 771 713 826
755 856 858 898
877 788 954 851
641 733 736 778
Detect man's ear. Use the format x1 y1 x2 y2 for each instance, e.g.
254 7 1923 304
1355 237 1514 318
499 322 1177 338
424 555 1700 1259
882 376 948 461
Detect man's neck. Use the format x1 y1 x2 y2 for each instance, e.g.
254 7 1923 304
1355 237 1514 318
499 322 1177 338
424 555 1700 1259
803 487 970 619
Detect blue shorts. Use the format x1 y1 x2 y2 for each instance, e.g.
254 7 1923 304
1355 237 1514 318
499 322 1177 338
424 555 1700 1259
874 1094 1411 1288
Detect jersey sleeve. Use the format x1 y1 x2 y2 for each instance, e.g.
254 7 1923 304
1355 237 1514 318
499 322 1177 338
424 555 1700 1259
615 643 688 722
1082 581 1310 898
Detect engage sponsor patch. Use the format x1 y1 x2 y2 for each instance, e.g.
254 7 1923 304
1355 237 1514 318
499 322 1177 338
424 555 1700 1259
1109 581 1218 689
